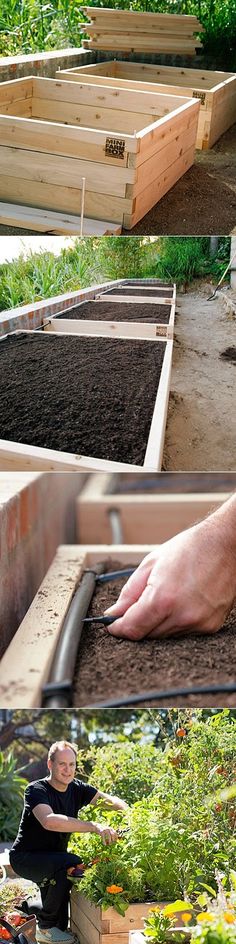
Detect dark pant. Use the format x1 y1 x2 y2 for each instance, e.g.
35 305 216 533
10 850 82 930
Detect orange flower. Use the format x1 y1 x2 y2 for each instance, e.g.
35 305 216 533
223 913 236 924
182 914 192 925
106 885 123 894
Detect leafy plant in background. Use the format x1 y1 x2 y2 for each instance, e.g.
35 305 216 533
0 752 27 840
0 238 231 312
69 714 236 913
0 0 236 66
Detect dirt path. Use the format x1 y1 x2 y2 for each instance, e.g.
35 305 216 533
163 283 236 471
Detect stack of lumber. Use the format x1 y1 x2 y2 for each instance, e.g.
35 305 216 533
81 7 203 56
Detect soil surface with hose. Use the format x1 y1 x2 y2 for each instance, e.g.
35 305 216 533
73 563 236 709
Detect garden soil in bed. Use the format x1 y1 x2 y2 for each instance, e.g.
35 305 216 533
73 563 236 708
112 472 236 494
0 333 165 464
55 301 171 324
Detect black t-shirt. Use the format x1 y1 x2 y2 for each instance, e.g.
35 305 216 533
11 778 97 855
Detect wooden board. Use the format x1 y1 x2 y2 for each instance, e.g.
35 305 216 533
76 473 231 544
0 545 154 707
58 63 236 150
0 202 122 235
95 294 173 305
81 7 203 55
0 331 172 473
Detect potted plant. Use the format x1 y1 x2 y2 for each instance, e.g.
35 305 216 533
0 881 36 941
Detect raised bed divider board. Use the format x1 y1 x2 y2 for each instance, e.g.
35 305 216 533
0 545 153 708
0 76 200 228
0 331 173 471
43 295 176 339
76 472 233 544
56 62 236 150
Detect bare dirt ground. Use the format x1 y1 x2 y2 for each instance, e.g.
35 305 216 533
123 124 236 236
163 281 236 471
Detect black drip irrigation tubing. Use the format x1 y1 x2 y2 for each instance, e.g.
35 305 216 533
42 563 236 709
42 566 135 708
86 683 236 709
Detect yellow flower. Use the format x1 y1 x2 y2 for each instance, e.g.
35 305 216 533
106 885 123 894
197 913 214 923
223 913 236 924
182 914 192 925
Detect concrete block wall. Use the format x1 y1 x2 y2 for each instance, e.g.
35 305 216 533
0 279 125 336
0 472 87 654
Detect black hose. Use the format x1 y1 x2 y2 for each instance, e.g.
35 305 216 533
42 563 104 708
86 682 236 709
96 567 135 583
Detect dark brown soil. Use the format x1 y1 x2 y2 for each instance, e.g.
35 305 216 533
125 282 172 288
220 347 236 364
54 301 171 324
111 472 236 494
0 333 165 464
73 564 236 708
123 164 236 236
102 288 173 297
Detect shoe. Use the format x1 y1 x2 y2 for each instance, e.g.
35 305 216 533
36 927 75 944
67 865 85 881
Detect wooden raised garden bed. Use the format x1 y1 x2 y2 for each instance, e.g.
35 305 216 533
0 76 200 229
0 331 173 471
0 544 152 708
70 891 175 944
1 544 236 710
57 61 236 150
43 297 175 339
76 471 236 544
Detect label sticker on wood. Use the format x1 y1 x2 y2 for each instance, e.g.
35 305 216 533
105 137 125 159
192 90 206 105
156 326 166 336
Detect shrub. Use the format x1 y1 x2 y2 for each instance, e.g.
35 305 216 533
0 752 27 840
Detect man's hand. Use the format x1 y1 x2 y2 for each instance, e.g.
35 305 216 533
94 824 119 845
104 503 236 640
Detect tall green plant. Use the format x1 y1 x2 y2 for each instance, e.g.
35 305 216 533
0 752 27 840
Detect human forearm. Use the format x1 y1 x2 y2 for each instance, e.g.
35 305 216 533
44 813 98 833
43 813 118 845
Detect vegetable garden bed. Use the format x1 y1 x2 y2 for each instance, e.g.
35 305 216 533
0 332 172 471
70 893 166 944
58 61 236 151
76 471 236 543
44 299 175 340
1 544 236 709
0 76 200 229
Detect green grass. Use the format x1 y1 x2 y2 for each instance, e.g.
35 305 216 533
0 0 235 69
0 237 231 312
